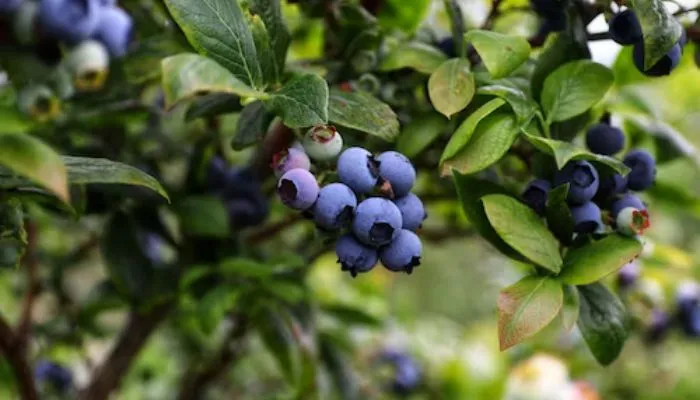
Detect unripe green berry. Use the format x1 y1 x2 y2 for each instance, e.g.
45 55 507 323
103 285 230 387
616 207 650 236
13 1 39 46
66 40 110 92
18 84 61 122
302 125 343 161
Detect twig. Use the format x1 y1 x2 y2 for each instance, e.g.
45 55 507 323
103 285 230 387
483 0 503 30
0 314 38 400
16 222 39 352
176 317 249 400
244 214 304 245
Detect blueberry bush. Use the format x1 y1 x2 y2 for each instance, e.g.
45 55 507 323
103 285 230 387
1 0 700 398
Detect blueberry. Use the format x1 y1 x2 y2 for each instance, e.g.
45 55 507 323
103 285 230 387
35 361 72 391
608 10 642 45
617 261 640 289
335 234 378 277
623 149 656 191
530 0 568 18
593 173 626 203
437 37 456 57
633 42 682 77
271 147 310 178
38 0 101 44
206 156 227 189
610 193 646 218
277 168 319 210
302 125 343 161
312 183 357 230
92 6 133 58
337 147 379 194
538 11 567 33
66 40 110 92
392 193 426 232
222 167 269 228
553 161 599 205
616 206 650 236
140 232 167 266
380 229 422 273
646 309 671 343
677 283 700 337
352 198 403 247
379 351 422 395
586 123 625 155
377 151 416 197
570 201 602 234
0 0 22 14
522 179 551 215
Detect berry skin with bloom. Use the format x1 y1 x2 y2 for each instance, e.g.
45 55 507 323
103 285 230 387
593 173 626 204
392 193 426 232
380 229 422 273
277 168 319 211
302 125 343 161
335 234 378 277
610 193 646 218
39 0 101 43
92 6 133 57
352 197 403 247
608 10 642 45
312 183 357 230
617 261 641 289
677 283 700 337
570 201 603 234
522 179 551 215
35 361 73 392
585 123 625 156
624 149 656 191
0 0 22 14
271 147 311 178
379 350 422 395
337 147 379 194
376 151 416 197
553 161 599 205
633 42 682 77
616 207 650 236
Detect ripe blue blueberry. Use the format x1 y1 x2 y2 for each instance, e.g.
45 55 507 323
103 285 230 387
522 179 551 215
617 261 640 289
206 156 227 189
382 351 422 395
277 168 319 210
38 0 101 43
335 234 378 277
593 173 626 204
392 193 426 232
302 125 343 161
570 201 602 234
616 206 650 236
313 183 357 230
377 151 416 197
623 149 656 191
437 37 456 57
610 193 646 218
608 10 642 45
0 0 22 14
93 6 133 58
352 198 403 247
337 147 379 194
222 167 269 228
271 147 311 178
646 309 671 343
677 282 700 337
585 123 625 155
553 161 599 205
35 361 72 392
633 42 681 77
380 229 422 273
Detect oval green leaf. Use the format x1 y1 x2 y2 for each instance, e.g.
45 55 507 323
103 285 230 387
465 30 531 79
546 184 574 245
561 284 580 332
559 235 643 286
263 74 329 128
629 0 683 70
477 85 538 124
428 58 474 118
482 194 563 272
176 195 230 238
541 60 613 123
440 98 505 166
379 41 448 74
577 283 629 366
498 276 563 350
396 113 446 157
328 89 399 141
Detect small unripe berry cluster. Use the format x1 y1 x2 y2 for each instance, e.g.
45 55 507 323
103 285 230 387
274 127 427 277
522 119 655 238
608 9 685 76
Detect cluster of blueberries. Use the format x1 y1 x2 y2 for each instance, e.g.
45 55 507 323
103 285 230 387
273 127 427 277
377 350 422 395
608 9 686 77
207 158 269 230
523 119 654 238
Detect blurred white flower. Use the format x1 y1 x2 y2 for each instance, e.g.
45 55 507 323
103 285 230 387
504 354 573 400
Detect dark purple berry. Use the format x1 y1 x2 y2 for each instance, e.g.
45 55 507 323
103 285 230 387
35 361 72 392
610 193 646 218
312 183 357 230
586 123 625 155
623 149 656 191
522 179 551 215
594 173 626 204
277 168 319 210
380 229 422 274
335 234 378 277
608 10 642 45
570 201 602 234
554 161 599 205
352 198 403 247
633 42 681 77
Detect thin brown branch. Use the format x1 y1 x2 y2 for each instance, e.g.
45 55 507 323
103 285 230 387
244 214 304 245
16 222 40 352
177 317 249 400
0 314 38 400
482 0 503 30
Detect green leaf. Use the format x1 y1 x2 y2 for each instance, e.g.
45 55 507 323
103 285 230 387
232 101 274 150
465 30 531 79
379 42 448 74
428 58 475 118
629 0 683 69
477 85 538 124
264 281 306 303
546 184 574 245
377 0 432 34
396 113 447 157
562 284 580 332
0 199 26 269
328 88 399 141
577 283 629 366
255 309 297 383
0 107 31 134
443 0 466 57
161 53 263 110
62 156 169 201
197 285 240 334
247 13 279 86
185 94 240 122
0 134 68 203
498 276 563 350
452 173 525 261
440 98 505 165
521 131 631 175
176 195 230 238
220 258 275 279
322 304 382 326
262 74 329 128
440 112 520 176
541 60 613 123
559 235 643 286
482 194 563 272
248 0 290 76
163 0 262 87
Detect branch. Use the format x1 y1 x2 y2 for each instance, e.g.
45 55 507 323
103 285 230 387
16 222 40 352
0 314 38 400
177 317 249 400
78 304 171 400
244 214 303 245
